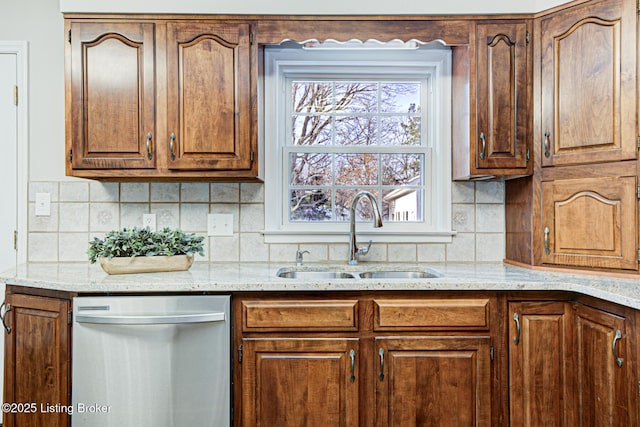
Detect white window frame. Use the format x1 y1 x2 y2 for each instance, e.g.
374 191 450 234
262 45 453 244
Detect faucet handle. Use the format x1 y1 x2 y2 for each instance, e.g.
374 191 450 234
296 250 310 266
357 240 373 257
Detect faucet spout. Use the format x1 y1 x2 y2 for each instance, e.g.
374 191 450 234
349 191 383 265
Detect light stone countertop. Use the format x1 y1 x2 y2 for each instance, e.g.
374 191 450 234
1 261 640 309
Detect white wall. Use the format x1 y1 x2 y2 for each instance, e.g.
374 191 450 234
60 0 570 15
0 0 65 181
1 0 571 181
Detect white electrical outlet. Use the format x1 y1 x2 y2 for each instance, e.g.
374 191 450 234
143 214 157 231
34 193 51 216
208 214 233 236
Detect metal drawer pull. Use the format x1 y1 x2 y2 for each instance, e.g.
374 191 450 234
146 133 153 160
378 348 385 381
349 349 356 383
169 133 176 160
543 130 550 158
479 132 486 160
612 329 623 368
0 301 11 334
544 227 550 255
513 313 520 345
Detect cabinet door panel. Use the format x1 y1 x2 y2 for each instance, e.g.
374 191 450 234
476 22 529 170
574 304 628 426
3 294 70 427
509 302 571 426
242 338 359 427
540 0 637 166
69 22 156 169
375 337 491 427
166 23 252 170
541 176 637 270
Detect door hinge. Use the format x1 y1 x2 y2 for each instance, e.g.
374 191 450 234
238 344 243 363
490 345 494 361
249 32 254 45
526 146 530 162
68 29 71 44
637 135 640 150
637 247 640 262
637 184 640 199
638 380 640 396
68 148 73 163
67 310 72 325
13 85 18 106
13 230 17 251
525 31 530 45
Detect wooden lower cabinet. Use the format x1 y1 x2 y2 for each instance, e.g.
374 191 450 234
237 295 495 427
508 299 636 426
241 338 360 427
375 336 492 427
3 293 71 427
508 301 572 426
574 303 631 426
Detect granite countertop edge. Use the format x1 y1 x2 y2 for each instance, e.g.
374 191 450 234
1 262 639 309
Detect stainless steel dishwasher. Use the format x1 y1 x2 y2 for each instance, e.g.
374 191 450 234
72 295 231 427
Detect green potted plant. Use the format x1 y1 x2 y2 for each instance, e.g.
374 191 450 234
88 227 205 274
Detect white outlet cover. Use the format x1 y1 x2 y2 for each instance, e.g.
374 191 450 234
208 213 233 236
143 214 157 231
34 192 51 216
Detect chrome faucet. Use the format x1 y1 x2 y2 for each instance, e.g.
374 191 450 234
348 191 383 265
296 250 310 266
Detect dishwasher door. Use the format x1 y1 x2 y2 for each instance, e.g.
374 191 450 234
72 295 230 427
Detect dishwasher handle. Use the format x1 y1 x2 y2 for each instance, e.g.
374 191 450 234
75 311 226 325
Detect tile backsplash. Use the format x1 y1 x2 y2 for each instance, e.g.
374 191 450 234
27 181 505 263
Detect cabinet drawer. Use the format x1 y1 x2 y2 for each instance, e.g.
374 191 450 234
374 299 490 331
242 300 359 332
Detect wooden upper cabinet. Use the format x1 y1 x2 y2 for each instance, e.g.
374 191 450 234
541 175 638 270
166 23 252 171
452 20 531 180
539 0 637 166
476 21 530 171
67 22 156 170
65 17 258 180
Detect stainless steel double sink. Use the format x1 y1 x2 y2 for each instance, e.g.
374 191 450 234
276 267 442 280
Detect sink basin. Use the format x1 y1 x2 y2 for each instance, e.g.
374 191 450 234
358 270 440 279
276 267 441 280
276 269 356 279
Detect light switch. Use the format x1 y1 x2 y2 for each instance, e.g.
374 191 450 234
34 193 51 216
208 214 233 236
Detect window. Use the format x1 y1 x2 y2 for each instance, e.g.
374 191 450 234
263 42 453 243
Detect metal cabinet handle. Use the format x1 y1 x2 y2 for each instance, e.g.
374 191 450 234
513 313 520 345
378 348 385 381
146 133 153 160
169 133 176 161
612 330 623 368
543 130 550 158
479 132 486 160
0 301 11 334
544 227 550 255
349 349 356 383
